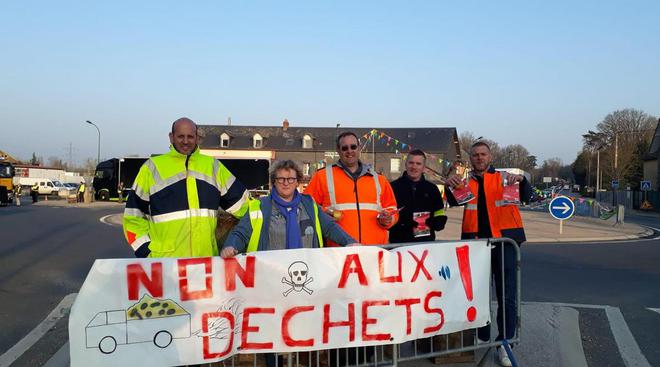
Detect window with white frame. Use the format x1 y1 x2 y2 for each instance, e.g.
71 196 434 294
220 133 230 148
253 133 263 148
303 162 311 176
390 158 401 173
302 134 313 149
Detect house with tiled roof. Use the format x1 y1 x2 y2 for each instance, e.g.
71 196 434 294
642 120 660 191
198 119 461 183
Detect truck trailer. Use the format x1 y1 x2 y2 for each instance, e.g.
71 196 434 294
93 158 148 201
93 157 270 201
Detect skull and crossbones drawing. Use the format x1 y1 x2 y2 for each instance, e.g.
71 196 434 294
282 261 314 296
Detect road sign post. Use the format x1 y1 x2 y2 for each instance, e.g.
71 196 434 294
549 196 576 235
641 180 651 191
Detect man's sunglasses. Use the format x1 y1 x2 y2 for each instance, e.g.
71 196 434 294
275 177 297 184
340 144 358 152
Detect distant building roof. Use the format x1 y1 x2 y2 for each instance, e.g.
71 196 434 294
646 120 660 160
198 124 460 157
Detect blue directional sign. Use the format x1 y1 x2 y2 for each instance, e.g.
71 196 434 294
549 196 575 220
611 180 619 189
641 180 652 191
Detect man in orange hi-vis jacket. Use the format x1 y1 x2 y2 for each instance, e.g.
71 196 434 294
305 131 398 246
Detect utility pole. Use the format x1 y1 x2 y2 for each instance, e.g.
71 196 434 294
596 150 600 193
68 142 73 169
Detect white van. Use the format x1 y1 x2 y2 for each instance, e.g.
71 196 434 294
33 179 59 195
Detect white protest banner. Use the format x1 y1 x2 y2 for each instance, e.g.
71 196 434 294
69 241 491 366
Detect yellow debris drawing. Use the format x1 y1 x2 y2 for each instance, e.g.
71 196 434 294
126 294 188 320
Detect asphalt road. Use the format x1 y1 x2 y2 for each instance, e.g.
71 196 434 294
522 234 660 366
0 201 659 366
0 200 128 366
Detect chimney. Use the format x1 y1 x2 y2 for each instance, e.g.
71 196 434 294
227 117 232 126
282 119 289 131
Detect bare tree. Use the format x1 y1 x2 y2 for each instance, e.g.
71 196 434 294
540 158 563 180
80 158 98 176
458 131 478 159
30 152 42 166
47 156 67 169
499 144 532 170
595 109 656 184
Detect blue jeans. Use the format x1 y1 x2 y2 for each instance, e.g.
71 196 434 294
478 242 517 341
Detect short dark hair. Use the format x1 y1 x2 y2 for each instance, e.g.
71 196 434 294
407 149 426 162
336 131 360 148
269 160 303 184
470 141 490 152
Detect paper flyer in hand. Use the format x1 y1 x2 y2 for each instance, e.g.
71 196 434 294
449 180 475 205
413 211 431 237
502 182 521 205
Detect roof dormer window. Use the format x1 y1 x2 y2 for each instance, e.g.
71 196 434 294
253 133 263 149
302 134 313 149
220 133 230 148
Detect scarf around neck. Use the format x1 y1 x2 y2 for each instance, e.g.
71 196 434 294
270 189 303 249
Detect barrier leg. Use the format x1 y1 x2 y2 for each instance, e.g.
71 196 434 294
391 344 398 367
501 339 518 367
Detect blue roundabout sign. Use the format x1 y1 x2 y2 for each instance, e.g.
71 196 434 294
549 196 575 220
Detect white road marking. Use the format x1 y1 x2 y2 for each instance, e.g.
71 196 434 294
605 306 651 367
524 301 651 367
99 214 121 227
647 308 660 315
99 214 112 225
0 293 77 367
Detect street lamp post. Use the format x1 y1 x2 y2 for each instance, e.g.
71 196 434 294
85 120 101 166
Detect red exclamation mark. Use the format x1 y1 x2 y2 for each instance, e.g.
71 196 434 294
456 245 477 322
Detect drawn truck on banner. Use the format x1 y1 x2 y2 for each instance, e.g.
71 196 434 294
93 157 270 201
85 294 191 354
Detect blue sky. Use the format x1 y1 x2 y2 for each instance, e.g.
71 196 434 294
1 1 658 166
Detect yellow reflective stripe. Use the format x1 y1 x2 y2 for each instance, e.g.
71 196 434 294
313 204 323 248
433 209 445 217
466 204 478 210
150 209 218 223
334 203 380 211
130 234 151 251
187 175 200 209
247 200 263 252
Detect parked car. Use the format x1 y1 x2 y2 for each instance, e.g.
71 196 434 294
63 183 80 191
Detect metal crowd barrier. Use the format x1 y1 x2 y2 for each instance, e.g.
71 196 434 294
208 238 521 367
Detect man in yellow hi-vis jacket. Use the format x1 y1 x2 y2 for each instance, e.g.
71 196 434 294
122 117 250 258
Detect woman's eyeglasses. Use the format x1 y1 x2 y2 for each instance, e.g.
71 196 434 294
275 177 298 184
340 144 358 152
